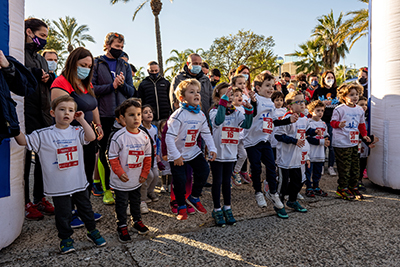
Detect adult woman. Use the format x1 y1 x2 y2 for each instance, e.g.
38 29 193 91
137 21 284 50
24 18 55 221
234 65 251 97
312 70 340 176
51 47 103 226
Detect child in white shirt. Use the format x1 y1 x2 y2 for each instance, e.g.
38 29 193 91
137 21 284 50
15 95 106 254
166 78 217 221
270 91 286 160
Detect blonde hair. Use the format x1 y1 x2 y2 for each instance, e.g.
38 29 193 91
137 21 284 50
103 32 124 51
337 82 364 104
212 82 230 105
285 91 303 106
175 79 201 101
231 74 246 86
307 100 325 113
51 95 77 111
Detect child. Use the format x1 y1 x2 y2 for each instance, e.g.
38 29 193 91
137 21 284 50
243 72 297 217
331 83 370 200
232 74 249 101
270 91 286 160
166 78 217 220
209 83 253 226
15 95 106 254
275 91 322 218
108 99 151 243
305 100 330 197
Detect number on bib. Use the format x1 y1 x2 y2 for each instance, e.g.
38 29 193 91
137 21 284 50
128 150 145 169
350 131 359 144
221 127 240 145
301 151 307 165
263 117 273 134
358 140 362 153
185 129 199 147
296 129 306 141
57 146 79 170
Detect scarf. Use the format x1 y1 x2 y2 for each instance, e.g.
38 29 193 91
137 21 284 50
181 103 201 114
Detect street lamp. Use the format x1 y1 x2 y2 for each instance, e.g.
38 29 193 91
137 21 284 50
276 56 284 78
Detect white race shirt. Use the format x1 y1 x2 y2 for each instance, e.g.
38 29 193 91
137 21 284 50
26 125 89 197
143 124 158 165
108 128 152 191
331 104 365 148
270 107 287 148
300 140 310 183
308 119 329 162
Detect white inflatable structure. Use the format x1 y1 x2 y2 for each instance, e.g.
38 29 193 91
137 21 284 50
368 0 400 189
0 0 26 250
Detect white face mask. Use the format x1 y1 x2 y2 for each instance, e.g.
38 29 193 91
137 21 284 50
47 61 57 72
325 78 334 87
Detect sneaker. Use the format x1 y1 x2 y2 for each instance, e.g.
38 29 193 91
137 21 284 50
94 212 102 221
59 238 75 254
328 166 337 176
103 189 115 205
335 188 355 200
144 198 152 204
314 188 328 197
87 229 106 247
357 181 366 192
186 196 207 214
140 201 149 214
273 206 289 219
265 191 284 209
117 225 131 243
187 205 196 215
148 192 159 202
25 202 44 221
133 220 149 235
286 201 307 213
263 180 269 194
223 208 237 225
297 193 304 200
231 172 242 186
160 185 167 193
36 198 55 215
255 192 267 208
305 188 315 198
177 206 188 220
349 187 365 199
212 210 226 227
363 169 368 179
170 201 178 215
71 211 84 228
239 171 252 184
91 183 104 197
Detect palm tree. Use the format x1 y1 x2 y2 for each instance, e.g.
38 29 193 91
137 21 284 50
133 66 146 88
52 16 95 53
340 0 369 49
294 39 323 75
164 48 204 77
335 65 358 86
111 0 173 74
313 10 349 70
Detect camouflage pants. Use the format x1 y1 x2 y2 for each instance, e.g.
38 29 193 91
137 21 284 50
334 146 360 189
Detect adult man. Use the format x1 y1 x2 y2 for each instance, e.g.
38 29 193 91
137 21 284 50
41 49 58 75
138 61 171 121
358 67 368 97
170 53 213 118
209 68 221 88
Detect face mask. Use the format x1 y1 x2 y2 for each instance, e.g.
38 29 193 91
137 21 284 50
211 80 219 87
190 65 201 74
242 74 249 81
311 80 319 87
47 61 57 72
31 34 47 50
358 77 367 85
325 78 334 87
77 66 91 80
149 73 159 79
110 47 123 59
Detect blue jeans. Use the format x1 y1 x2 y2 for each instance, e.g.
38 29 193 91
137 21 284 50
245 141 277 194
326 124 335 167
170 154 210 207
305 162 323 189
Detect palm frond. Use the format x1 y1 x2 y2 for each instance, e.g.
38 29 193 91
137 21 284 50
133 0 150 21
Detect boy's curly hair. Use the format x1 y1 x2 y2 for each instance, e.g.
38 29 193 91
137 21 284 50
337 82 364 104
285 90 303 106
175 79 201 102
307 100 325 113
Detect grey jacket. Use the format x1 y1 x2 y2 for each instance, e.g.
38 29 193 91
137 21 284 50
170 65 213 118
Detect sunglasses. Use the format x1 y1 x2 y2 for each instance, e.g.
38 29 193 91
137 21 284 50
290 100 306 105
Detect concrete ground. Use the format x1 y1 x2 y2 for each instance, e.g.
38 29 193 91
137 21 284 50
1 169 400 267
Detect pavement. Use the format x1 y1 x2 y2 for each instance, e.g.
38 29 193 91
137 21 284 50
1 169 400 267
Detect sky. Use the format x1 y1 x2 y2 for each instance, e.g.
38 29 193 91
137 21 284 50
25 0 368 75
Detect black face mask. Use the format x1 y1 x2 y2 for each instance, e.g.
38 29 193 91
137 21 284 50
211 80 219 87
359 77 367 84
301 83 307 90
110 48 123 59
149 73 159 79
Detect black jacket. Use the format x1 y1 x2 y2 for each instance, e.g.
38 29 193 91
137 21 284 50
137 75 171 121
0 56 37 142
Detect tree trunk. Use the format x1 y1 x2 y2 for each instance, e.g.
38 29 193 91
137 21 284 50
154 15 164 74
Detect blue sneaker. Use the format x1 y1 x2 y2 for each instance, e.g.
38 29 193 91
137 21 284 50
59 238 75 254
212 210 226 227
71 210 84 229
91 183 104 196
273 206 289 219
223 208 237 225
87 229 106 247
94 212 102 221
286 201 307 213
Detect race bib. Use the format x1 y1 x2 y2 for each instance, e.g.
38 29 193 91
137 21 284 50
350 131 359 144
185 129 199 147
262 117 273 134
296 129 306 141
221 127 240 145
316 127 326 139
358 140 362 153
301 151 307 165
128 150 145 169
57 146 79 170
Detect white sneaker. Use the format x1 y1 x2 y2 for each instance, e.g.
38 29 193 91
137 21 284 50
127 205 131 215
328 166 337 176
265 191 284 209
160 185 167 193
140 201 149 214
255 192 267 207
297 193 304 200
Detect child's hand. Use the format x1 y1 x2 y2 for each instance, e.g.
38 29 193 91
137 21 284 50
225 86 232 98
339 121 346 128
249 91 256 102
307 160 311 169
315 128 323 137
74 111 85 122
174 156 184 166
242 100 252 109
372 136 379 144
290 113 299 123
139 176 147 183
296 139 305 148
363 135 371 143
119 173 129 182
162 155 168 161
324 138 330 147
209 151 217 162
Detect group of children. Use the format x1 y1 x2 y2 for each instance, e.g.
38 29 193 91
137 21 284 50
14 71 378 253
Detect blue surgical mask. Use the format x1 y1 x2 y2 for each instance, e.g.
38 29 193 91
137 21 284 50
190 65 202 74
242 74 249 81
311 80 318 87
47 61 57 72
77 66 90 80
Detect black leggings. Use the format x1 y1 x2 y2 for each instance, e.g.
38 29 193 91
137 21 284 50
24 150 44 204
210 161 235 209
359 157 367 181
98 117 115 190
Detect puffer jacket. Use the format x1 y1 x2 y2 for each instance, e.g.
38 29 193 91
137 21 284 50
92 55 136 118
137 75 171 121
170 65 213 118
